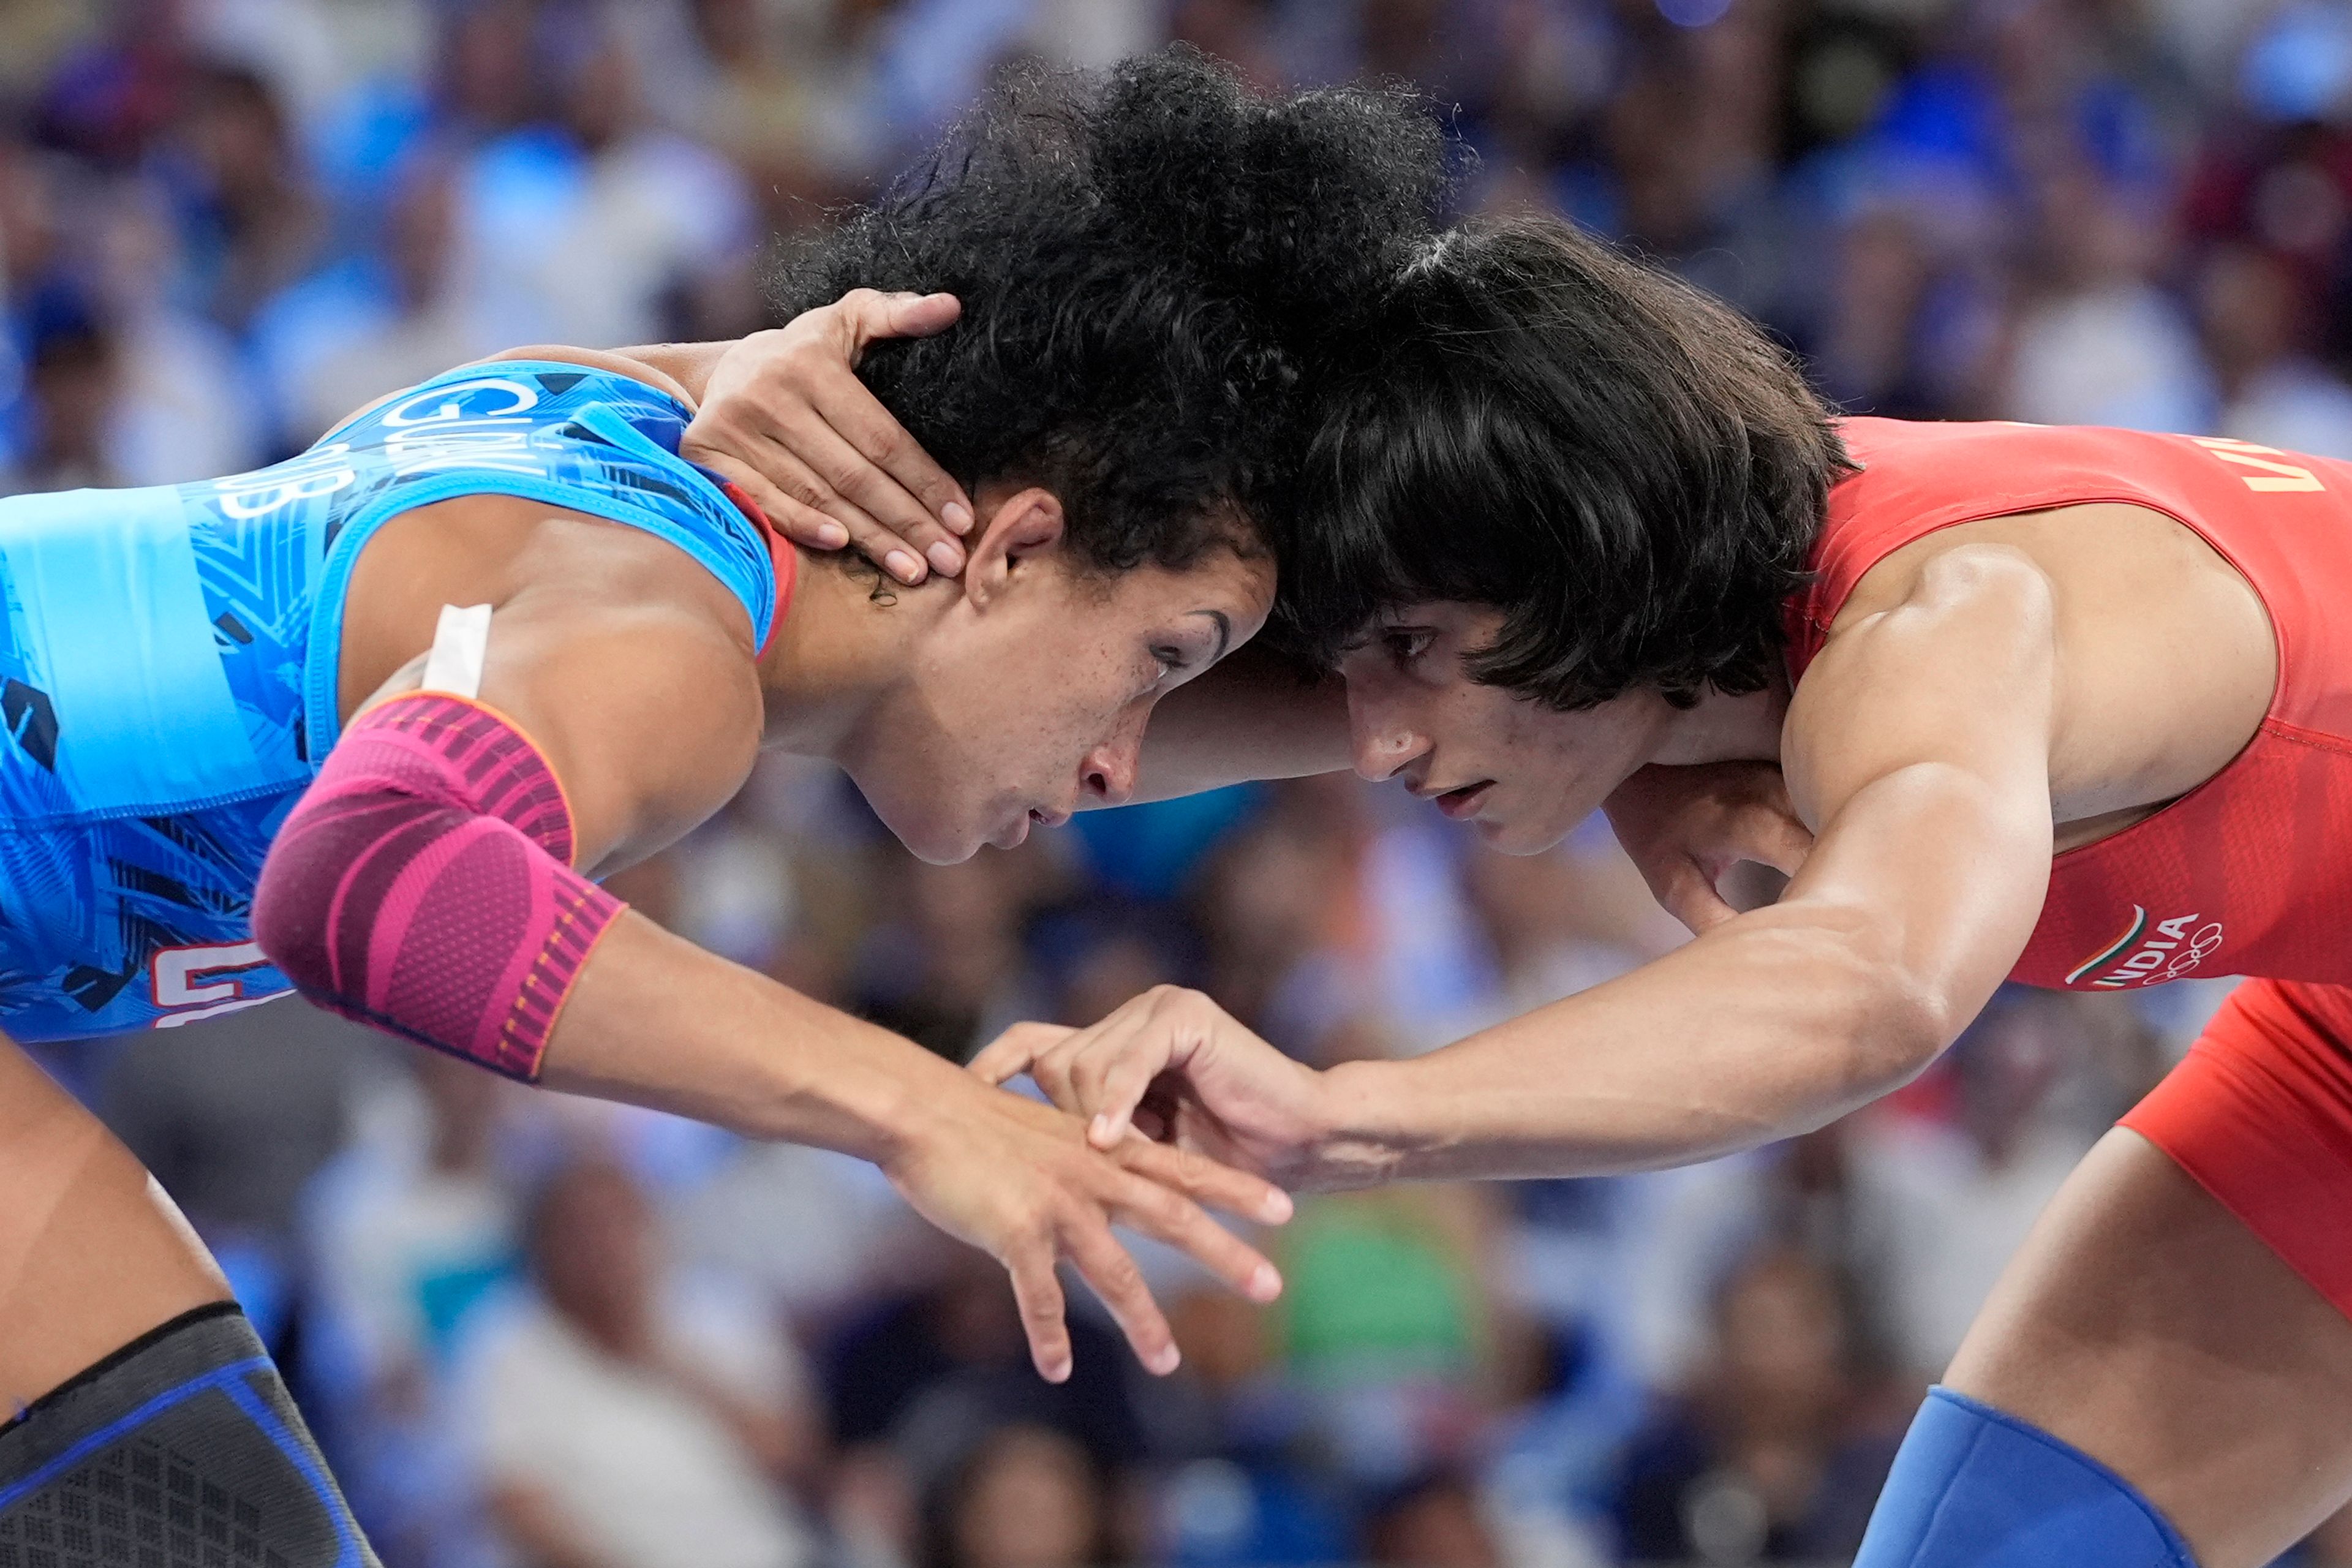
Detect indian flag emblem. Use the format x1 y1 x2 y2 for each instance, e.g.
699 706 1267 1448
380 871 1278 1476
2065 905 2147 987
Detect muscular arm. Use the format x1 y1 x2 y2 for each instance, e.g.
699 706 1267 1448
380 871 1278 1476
1317 545 2059 1181
255 546 1289 1379
990 546 2063 1185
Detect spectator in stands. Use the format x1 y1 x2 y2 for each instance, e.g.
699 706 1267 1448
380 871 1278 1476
460 1155 821 1568
825 1245 1144 1479
922 1423 1110 1568
2199 239 2352 458
1845 990 2114 1378
165 59 323 331
0 1 2323 1561
2 289 119 494
1610 1245 1902 1564
1361 1469 1504 1568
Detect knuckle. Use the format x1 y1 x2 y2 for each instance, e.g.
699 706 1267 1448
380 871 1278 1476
1166 1142 1208 1185
782 473 834 509
1129 1180 1188 1226
818 455 869 494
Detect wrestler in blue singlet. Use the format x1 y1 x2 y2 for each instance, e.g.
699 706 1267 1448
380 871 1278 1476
0 361 778 1039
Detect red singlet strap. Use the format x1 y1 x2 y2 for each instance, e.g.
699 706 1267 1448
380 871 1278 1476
714 478 798 652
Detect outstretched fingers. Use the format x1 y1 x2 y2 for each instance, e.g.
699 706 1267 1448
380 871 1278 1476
788 417 954 581
1106 1159 1287 1310
1117 1133 1292 1228
1061 1216 1180 1376
695 445 853 552
1005 1237 1074 1383
685 288 971 583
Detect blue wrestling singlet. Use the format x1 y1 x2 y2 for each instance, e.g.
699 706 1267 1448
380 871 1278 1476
0 360 780 1040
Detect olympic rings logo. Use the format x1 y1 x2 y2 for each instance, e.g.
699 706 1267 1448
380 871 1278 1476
2153 923 2226 983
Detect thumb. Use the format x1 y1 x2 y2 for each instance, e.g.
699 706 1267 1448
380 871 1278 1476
832 289 960 363
1659 856 1740 935
886 291 962 337
1089 1037 1178 1150
1751 811 1816 878
968 1022 1072 1086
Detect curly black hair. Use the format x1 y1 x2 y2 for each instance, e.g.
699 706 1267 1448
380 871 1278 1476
1279 216 1853 709
768 48 1449 575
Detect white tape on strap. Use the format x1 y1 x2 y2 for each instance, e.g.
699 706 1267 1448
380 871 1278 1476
421 603 492 699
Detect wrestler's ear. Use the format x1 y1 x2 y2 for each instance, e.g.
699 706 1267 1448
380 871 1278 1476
963 488 1066 609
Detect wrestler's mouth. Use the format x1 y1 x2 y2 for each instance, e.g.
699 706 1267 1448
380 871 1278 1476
1005 805 1071 846
1433 781 1494 820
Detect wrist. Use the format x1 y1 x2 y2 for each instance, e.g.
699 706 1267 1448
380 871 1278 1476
774 1021 949 1171
1301 1058 1419 1190
699 976 950 1167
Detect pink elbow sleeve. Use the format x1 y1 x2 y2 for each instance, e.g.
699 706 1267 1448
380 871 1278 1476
252 693 625 1080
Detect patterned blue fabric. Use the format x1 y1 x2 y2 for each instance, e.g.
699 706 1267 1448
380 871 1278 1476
0 360 774 1039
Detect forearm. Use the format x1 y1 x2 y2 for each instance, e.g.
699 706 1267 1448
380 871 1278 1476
538 911 965 1164
1314 899 1947 1184
1125 647 1351 805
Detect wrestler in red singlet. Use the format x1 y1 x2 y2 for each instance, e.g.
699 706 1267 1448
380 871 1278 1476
1785 416 2352 1312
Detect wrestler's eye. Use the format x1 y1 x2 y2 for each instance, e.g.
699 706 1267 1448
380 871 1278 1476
1152 645 1186 680
1384 628 1434 668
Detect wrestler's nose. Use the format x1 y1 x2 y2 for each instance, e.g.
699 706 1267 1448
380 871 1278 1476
1348 682 1430 783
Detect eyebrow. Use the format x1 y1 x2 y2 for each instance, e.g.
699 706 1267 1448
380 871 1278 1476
1193 609 1232 663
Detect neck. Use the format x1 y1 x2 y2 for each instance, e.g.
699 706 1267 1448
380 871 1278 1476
752 548 941 760
1647 671 1792 768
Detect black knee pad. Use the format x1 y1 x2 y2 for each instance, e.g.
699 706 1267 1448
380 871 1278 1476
0 1303 379 1568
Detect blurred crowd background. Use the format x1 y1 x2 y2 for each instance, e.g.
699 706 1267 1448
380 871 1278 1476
1 0 2341 1563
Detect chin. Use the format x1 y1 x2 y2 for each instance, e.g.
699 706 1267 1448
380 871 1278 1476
1479 812 1574 857
866 792 984 865
907 813 990 864
904 832 981 865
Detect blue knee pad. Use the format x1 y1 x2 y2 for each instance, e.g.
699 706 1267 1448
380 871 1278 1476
1853 1387 2196 1568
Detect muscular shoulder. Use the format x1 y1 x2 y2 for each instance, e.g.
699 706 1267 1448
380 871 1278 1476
349 507 766 873
1806 503 2272 826
1828 533 2057 642
1787 538 2060 807
499 577 764 873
